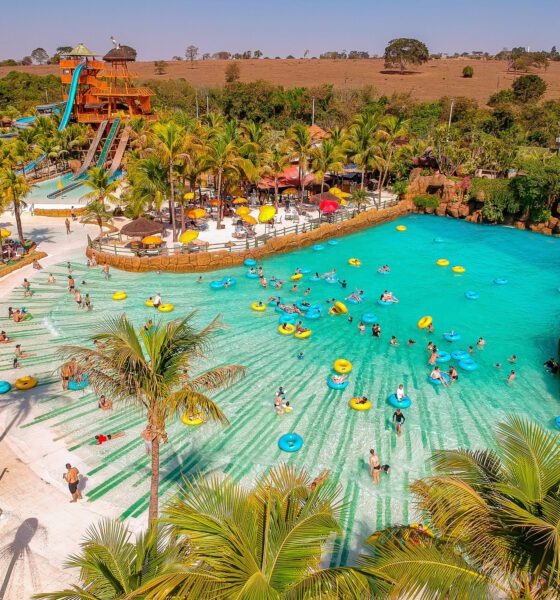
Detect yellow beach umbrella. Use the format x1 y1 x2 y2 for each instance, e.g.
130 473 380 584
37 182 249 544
329 187 342 194
0 229 11 238
183 192 195 201
236 206 251 216
242 215 258 225
187 208 206 219
282 188 298 195
142 236 163 245
57 180 63 191
258 205 276 223
336 191 351 199
179 230 199 244
233 197 248 205
340 199 347 206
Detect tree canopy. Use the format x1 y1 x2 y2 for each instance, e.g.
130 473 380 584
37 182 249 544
384 38 429 73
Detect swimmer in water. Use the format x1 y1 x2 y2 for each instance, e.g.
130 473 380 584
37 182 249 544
509 355 517 363
477 337 486 350
449 364 458 382
297 352 304 360
303 287 311 296
348 315 353 324
197 276 202 283
430 366 448 387
290 284 298 293
495 362 502 369
428 323 434 333
427 341 434 352
358 322 365 335
468 346 475 354
339 279 347 289
407 339 416 345
390 336 399 346
507 370 516 383
372 323 381 337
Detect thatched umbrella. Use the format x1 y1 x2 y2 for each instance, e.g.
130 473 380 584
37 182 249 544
120 218 163 238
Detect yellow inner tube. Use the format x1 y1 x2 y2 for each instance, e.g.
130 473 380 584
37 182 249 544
251 302 266 312
158 304 174 313
295 329 311 339
15 376 37 390
329 301 348 315
181 413 203 426
350 397 371 411
436 259 449 267
112 292 127 301
452 266 465 273
334 359 353 374
145 299 154 307
417 316 432 329
396 225 407 231
278 323 296 335
290 273 303 281
348 258 362 267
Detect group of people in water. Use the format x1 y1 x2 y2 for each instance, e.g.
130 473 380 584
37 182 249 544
274 386 293 415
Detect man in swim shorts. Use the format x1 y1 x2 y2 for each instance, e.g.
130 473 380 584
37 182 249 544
60 361 73 390
95 432 125 444
392 408 406 435
64 463 82 502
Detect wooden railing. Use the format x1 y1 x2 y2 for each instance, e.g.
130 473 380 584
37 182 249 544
87 206 393 257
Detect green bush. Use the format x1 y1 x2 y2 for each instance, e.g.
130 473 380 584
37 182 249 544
413 194 440 208
392 179 409 195
531 208 551 223
462 65 474 78
470 177 514 223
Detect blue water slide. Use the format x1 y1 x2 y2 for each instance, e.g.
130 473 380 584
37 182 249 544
15 153 47 175
58 61 86 132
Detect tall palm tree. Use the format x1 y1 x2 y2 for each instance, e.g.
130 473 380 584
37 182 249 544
126 155 169 219
310 139 345 195
135 465 369 598
359 416 560 598
150 121 188 241
58 315 245 523
35 520 180 600
81 167 119 209
80 200 113 236
0 169 32 245
376 115 410 202
261 142 291 207
347 112 382 189
289 123 313 206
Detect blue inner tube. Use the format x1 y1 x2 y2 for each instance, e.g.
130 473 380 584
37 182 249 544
436 351 451 363
221 277 236 286
459 358 478 371
69 375 89 391
210 281 224 289
444 333 461 342
494 278 508 285
388 393 412 408
268 298 283 306
244 258 257 267
464 291 479 300
278 433 304 452
295 301 310 312
327 377 349 390
300 268 311 274
325 277 338 284
377 270 390 275
305 310 321 320
275 305 290 314
428 372 451 385
279 314 296 325
0 381 11 394
309 303 325 312
327 240 338 246
362 313 378 324
451 350 470 361
346 293 366 305
555 416 560 430
246 271 259 279
313 245 325 251
309 276 322 282
377 299 393 306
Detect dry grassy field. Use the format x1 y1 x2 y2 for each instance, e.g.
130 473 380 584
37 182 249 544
3 59 560 104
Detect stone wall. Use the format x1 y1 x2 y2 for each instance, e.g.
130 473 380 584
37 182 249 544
86 201 413 273
35 207 86 218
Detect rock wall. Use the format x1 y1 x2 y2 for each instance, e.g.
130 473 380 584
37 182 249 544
406 169 560 236
35 207 86 218
86 201 413 273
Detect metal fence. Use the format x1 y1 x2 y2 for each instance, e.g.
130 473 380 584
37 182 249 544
88 202 399 257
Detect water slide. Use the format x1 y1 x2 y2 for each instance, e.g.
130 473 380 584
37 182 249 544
58 61 86 132
108 127 130 176
73 120 108 179
95 118 120 168
16 153 47 175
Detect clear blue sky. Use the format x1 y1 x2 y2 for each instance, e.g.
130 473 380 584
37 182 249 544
3 0 559 60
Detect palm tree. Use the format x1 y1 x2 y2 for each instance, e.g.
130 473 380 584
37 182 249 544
347 112 382 189
376 115 410 203
34 520 180 600
289 123 313 206
359 416 560 598
350 188 369 213
58 315 245 523
125 155 169 219
261 142 291 207
80 200 113 236
150 121 188 241
0 168 31 245
81 167 119 209
135 465 369 598
310 139 345 195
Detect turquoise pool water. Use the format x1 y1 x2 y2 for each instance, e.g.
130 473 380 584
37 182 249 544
15 215 560 563
27 172 88 205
